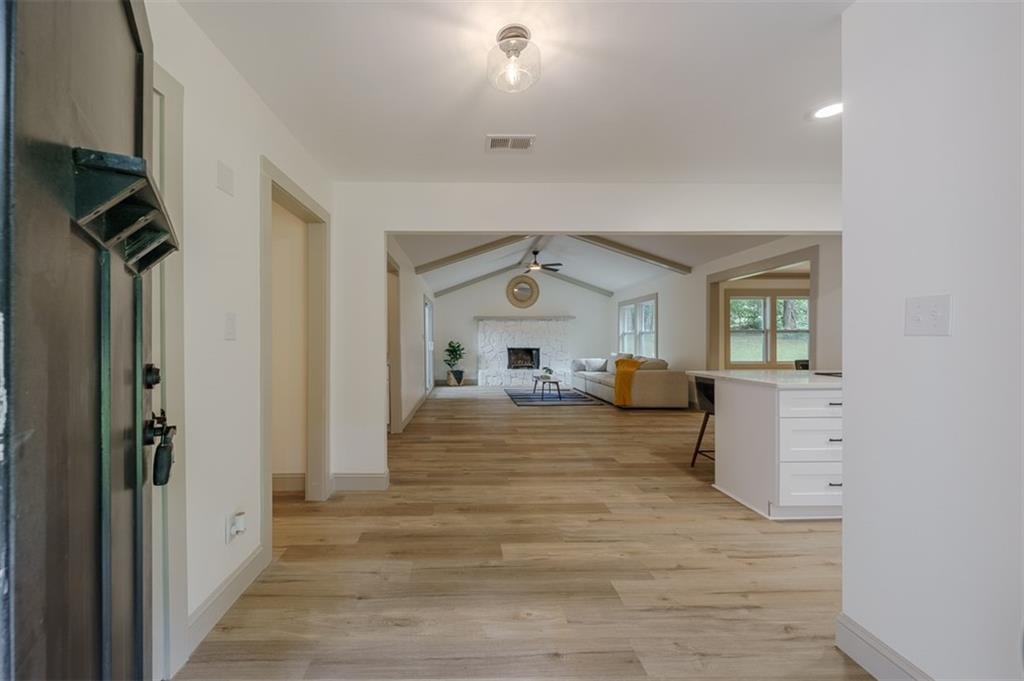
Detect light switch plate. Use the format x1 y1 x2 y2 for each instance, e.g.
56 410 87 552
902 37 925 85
224 312 237 341
905 294 952 336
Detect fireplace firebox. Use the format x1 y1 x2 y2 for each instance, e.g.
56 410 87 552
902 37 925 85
507 347 540 370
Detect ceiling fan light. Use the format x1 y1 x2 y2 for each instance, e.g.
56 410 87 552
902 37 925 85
488 24 540 93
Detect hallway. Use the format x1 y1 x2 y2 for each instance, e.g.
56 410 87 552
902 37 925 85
179 388 866 680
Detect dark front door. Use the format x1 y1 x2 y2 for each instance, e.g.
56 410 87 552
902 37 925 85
2 1 177 679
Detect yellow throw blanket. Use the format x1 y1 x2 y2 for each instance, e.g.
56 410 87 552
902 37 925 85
614 358 645 406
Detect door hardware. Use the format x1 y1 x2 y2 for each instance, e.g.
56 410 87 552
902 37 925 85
143 363 161 388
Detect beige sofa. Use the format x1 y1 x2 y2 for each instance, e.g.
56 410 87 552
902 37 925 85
570 353 689 408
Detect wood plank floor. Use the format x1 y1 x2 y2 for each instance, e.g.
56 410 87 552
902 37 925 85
178 387 869 680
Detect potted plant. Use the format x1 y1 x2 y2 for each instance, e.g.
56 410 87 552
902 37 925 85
541 366 554 379
444 340 466 386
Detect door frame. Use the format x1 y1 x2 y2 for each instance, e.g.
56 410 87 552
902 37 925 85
259 157 331 504
151 63 189 680
423 296 434 391
386 257 403 433
706 245 821 370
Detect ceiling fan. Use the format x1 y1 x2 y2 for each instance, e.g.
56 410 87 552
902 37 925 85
525 250 562 273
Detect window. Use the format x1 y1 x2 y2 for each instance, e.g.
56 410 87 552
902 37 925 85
726 290 810 368
619 294 657 356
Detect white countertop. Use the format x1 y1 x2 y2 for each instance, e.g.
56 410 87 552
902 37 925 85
686 369 842 390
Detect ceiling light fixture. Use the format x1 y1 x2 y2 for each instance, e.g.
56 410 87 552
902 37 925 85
488 24 540 94
813 102 844 119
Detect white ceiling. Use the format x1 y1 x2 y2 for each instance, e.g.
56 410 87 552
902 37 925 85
181 1 847 182
394 233 781 293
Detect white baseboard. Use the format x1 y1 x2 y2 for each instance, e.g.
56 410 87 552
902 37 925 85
272 473 305 492
185 543 272 657
332 471 390 492
401 389 430 430
835 612 933 680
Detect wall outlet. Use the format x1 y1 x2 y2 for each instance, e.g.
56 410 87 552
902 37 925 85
224 312 237 341
226 511 246 543
905 294 952 336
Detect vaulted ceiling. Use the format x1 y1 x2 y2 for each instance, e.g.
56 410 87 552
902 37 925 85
393 233 783 295
181 1 846 182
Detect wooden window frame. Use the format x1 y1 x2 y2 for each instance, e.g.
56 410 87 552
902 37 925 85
618 293 658 357
725 289 810 369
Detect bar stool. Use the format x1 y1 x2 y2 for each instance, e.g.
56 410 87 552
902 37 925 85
691 376 715 467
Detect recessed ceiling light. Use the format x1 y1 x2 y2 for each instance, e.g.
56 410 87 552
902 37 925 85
487 24 541 94
813 102 843 119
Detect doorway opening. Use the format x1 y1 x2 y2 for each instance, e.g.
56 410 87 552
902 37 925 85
258 159 332 531
706 246 823 370
270 200 311 494
387 256 402 432
423 296 434 391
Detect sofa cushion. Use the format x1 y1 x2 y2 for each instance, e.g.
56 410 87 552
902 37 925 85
637 358 669 371
589 373 616 388
584 358 608 371
607 353 633 374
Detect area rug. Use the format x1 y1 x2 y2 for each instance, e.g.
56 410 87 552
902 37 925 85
504 388 601 406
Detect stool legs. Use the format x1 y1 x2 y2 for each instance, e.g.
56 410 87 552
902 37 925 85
691 411 715 467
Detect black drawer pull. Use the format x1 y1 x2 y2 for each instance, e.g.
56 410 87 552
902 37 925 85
828 482 843 487
828 437 844 443
828 402 843 407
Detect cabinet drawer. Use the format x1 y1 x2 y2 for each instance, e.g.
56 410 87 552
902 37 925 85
779 462 843 506
779 390 843 418
779 418 843 462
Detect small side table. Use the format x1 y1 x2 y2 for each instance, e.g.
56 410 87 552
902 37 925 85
532 375 562 400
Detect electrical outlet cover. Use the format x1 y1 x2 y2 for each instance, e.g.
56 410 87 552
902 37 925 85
905 294 952 336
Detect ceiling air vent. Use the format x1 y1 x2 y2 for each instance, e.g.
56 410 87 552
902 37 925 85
487 134 535 152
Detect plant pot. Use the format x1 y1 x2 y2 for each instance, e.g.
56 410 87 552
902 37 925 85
447 370 464 386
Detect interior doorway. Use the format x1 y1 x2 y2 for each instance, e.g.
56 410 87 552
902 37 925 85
706 246 821 370
270 201 311 493
258 159 332 528
386 256 402 432
423 296 434 390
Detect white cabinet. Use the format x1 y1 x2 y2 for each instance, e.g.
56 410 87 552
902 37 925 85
779 390 844 418
775 389 843 518
687 370 844 521
779 418 843 462
779 462 843 506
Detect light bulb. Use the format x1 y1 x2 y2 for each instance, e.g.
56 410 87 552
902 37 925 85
504 56 521 88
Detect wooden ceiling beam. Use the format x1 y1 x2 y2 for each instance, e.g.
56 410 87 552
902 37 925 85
414 235 531 275
569 235 692 274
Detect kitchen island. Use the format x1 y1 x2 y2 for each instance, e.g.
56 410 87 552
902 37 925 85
686 370 843 520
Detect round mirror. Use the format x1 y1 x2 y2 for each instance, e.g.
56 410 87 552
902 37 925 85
506 275 539 308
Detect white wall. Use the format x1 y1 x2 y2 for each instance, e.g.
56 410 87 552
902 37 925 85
610 234 842 384
387 237 434 423
433 273 613 382
332 183 840 478
270 201 307 475
148 0 334 614
842 2 1022 678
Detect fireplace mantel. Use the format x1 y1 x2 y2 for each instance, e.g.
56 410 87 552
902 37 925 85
473 315 576 321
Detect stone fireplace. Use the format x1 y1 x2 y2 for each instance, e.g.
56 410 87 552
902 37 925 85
507 347 540 370
476 316 574 386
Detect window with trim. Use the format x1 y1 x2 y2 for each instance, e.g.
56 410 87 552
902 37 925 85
726 290 810 368
618 294 657 357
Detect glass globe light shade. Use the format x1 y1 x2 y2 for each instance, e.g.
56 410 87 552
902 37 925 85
487 27 540 93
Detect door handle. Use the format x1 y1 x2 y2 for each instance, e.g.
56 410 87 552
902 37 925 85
153 425 176 487
828 482 843 487
144 409 177 486
828 437 844 443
